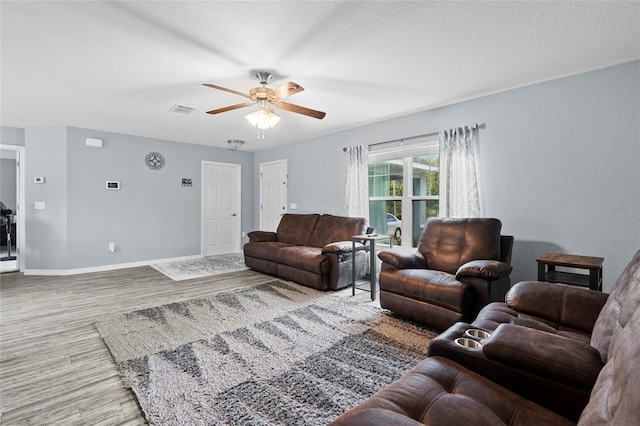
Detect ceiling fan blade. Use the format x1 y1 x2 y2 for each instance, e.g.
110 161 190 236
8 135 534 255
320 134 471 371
271 81 304 101
206 102 254 114
202 83 250 99
273 101 326 119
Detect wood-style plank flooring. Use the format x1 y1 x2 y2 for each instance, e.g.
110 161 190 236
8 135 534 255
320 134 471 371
0 266 377 425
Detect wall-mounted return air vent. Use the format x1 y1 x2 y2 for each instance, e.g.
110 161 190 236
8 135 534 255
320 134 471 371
169 104 195 114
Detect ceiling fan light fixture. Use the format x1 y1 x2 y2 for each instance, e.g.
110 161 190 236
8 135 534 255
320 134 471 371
245 106 280 130
203 70 323 141
227 139 245 150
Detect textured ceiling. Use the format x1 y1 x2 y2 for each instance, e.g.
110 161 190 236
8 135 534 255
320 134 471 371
1 1 639 151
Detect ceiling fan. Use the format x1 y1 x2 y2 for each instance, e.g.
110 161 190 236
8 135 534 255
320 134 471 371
202 71 326 122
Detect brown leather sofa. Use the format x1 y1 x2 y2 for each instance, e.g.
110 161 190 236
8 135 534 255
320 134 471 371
243 213 368 290
427 249 640 421
377 218 513 330
330 250 640 425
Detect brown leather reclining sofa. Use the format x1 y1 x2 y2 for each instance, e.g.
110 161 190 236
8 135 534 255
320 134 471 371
243 213 367 290
330 249 640 425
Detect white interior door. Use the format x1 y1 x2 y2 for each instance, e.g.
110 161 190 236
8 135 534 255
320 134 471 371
201 161 241 256
260 160 287 231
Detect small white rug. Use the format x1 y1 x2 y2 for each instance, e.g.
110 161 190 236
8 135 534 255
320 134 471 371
151 254 248 281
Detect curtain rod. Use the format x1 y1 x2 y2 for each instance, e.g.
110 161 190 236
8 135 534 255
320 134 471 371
342 123 485 152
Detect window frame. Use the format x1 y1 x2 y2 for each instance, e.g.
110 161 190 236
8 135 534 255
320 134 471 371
368 137 439 247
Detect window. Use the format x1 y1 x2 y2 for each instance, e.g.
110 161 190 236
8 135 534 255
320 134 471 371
368 139 439 247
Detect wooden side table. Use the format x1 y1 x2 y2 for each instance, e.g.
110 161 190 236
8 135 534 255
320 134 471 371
536 252 604 291
351 234 392 301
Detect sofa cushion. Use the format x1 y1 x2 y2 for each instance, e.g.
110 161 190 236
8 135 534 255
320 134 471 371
329 356 574 426
243 241 292 262
418 218 502 274
275 246 327 274
506 281 606 335
590 249 640 362
308 214 365 248
579 298 640 425
379 269 468 313
276 214 320 246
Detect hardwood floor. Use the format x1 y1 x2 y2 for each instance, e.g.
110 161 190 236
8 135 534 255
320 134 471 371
0 266 378 425
0 267 283 425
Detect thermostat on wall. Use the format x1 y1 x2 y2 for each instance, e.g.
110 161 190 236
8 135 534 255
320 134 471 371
106 181 120 190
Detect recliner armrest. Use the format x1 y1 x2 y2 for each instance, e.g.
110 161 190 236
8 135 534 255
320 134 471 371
506 281 609 334
483 324 603 390
456 260 512 281
321 241 362 255
247 231 278 242
377 248 427 269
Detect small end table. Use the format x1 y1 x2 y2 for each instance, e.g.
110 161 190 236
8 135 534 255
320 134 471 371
351 234 392 301
537 252 604 291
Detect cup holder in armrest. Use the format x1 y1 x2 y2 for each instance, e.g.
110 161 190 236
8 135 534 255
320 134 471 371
454 337 482 349
464 329 491 340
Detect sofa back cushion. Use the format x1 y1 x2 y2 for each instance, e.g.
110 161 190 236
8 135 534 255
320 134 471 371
276 214 321 246
578 285 640 425
418 218 502 274
590 249 640 362
308 215 365 248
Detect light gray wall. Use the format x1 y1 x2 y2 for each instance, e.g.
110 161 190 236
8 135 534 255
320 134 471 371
254 60 640 292
25 126 69 269
0 127 25 146
24 126 254 270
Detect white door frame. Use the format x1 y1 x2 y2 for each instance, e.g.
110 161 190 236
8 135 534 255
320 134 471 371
200 160 241 256
0 144 25 271
259 159 288 231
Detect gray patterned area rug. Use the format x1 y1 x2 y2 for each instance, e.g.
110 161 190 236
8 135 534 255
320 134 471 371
151 254 248 281
95 279 437 425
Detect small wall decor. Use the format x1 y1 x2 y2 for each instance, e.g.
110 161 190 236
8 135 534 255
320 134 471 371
145 152 165 170
106 181 120 190
182 178 192 187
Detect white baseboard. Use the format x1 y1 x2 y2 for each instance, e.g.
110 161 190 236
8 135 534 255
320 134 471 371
23 254 203 276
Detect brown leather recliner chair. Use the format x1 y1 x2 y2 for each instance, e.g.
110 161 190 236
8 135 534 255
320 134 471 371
377 217 513 330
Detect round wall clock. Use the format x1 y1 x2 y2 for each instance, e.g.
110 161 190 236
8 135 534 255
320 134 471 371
145 152 165 170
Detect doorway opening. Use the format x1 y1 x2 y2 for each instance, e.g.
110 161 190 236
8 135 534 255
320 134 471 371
0 144 25 273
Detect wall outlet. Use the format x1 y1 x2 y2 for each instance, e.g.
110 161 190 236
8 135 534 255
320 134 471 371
290 203 297 209
242 231 246 237
108 242 116 253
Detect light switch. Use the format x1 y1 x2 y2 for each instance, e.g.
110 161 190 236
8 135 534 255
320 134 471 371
35 202 45 210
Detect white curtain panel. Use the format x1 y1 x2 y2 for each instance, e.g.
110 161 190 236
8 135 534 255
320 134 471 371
438 126 481 218
344 145 370 220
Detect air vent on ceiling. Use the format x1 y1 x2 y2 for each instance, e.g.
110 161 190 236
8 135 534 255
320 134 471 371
169 104 195 114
